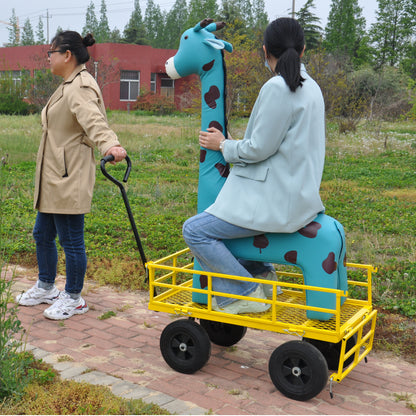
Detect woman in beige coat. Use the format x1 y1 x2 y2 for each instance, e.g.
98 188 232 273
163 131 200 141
16 31 127 320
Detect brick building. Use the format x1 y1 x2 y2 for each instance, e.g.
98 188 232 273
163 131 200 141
0 43 193 111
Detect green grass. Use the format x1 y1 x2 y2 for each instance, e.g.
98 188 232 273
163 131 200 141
1 113 416 319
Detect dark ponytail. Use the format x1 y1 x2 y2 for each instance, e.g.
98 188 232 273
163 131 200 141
264 18 305 92
51 31 96 64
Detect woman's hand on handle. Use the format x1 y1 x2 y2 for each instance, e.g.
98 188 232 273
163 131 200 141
104 146 127 164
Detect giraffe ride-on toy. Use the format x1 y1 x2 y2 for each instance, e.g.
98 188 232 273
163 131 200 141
121 19 377 401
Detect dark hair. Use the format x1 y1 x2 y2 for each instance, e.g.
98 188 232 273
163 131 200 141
51 31 96 64
264 18 305 92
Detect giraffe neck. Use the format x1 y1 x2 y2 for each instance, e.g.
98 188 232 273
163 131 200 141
197 55 229 213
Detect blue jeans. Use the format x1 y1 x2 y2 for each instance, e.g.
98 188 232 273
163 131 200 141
183 212 273 307
33 212 87 295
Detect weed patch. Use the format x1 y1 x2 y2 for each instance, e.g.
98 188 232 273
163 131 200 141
374 310 416 364
0 361 169 415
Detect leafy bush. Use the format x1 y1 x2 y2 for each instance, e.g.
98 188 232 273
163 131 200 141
0 70 36 115
134 87 175 115
306 50 412 122
27 69 61 112
352 66 411 120
0 272 33 399
0 94 34 115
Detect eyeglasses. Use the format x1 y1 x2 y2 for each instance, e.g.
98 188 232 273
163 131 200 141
47 50 61 57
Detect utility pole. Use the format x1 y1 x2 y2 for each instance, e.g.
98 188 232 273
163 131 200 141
41 9 51 43
292 0 296 18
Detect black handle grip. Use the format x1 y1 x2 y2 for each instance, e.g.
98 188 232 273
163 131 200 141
100 154 132 184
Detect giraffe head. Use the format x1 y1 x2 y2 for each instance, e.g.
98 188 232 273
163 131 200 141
165 18 233 79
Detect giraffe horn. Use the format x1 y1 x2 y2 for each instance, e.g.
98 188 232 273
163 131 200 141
196 18 214 31
215 22 226 31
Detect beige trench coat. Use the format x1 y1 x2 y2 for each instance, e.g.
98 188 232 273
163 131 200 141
34 65 120 214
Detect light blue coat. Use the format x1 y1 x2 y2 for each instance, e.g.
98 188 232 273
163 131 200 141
206 65 326 233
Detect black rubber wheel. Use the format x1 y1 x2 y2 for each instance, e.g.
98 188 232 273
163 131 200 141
269 340 328 401
199 319 247 347
303 334 357 370
160 319 211 374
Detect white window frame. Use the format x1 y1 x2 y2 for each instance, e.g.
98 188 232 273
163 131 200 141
150 72 156 93
120 70 140 101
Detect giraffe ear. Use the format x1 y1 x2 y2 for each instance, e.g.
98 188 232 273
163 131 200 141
203 38 233 53
222 41 233 53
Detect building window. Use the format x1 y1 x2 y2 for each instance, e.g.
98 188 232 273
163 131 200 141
0 70 29 87
150 73 156 93
120 70 140 101
160 78 174 98
0 69 30 96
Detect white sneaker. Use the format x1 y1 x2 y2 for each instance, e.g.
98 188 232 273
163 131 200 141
212 285 271 314
43 291 89 320
255 271 283 298
16 281 60 306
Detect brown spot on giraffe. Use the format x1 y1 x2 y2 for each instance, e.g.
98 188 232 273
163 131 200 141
199 275 208 289
298 221 322 238
284 250 297 264
253 234 269 253
322 252 337 274
209 120 223 132
204 85 220 109
215 162 230 178
202 60 215 71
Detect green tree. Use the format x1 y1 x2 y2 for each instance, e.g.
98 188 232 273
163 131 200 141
97 0 111 42
83 1 99 37
187 0 218 27
238 0 253 27
369 0 413 68
21 18 35 46
123 0 146 44
7 9 20 46
109 27 122 43
36 16 46 45
324 0 366 63
223 20 268 118
144 0 164 47
219 0 267 45
164 0 188 48
296 0 322 52
401 41 416 78
251 0 268 30
221 0 242 22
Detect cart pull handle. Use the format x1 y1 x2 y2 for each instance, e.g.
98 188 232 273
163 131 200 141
100 155 149 282
100 154 132 184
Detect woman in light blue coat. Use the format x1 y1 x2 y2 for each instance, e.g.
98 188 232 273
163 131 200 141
183 18 326 314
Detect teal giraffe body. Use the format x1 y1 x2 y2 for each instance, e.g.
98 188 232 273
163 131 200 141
165 19 348 320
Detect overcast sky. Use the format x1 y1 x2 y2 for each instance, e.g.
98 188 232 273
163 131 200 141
0 0 378 46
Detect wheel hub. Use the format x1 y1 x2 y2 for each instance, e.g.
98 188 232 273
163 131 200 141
179 342 187 352
292 366 301 377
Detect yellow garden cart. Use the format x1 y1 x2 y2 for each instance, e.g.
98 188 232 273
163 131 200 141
147 249 377 401
101 156 377 402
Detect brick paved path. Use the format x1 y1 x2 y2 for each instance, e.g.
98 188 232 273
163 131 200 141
4 265 416 415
